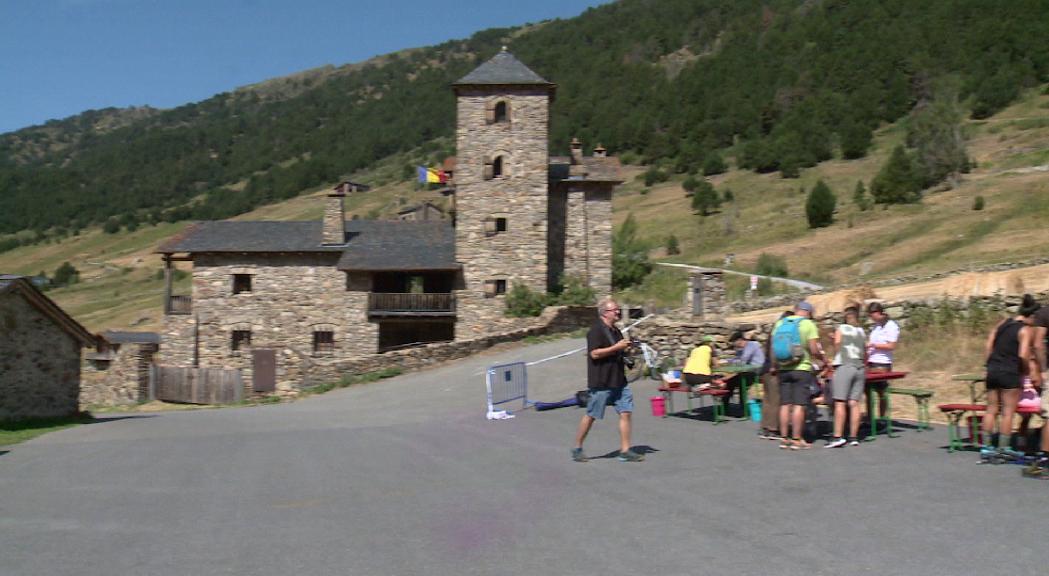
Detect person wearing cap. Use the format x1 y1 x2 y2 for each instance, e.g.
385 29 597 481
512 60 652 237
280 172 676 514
722 330 765 416
865 301 899 422
981 295 1040 462
683 335 721 391
771 301 828 449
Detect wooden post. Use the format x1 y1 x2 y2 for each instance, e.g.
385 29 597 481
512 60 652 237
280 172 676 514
163 255 172 315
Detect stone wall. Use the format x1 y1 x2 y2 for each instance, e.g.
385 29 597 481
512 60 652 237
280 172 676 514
0 291 81 420
455 87 551 338
686 271 727 319
81 343 157 408
157 253 378 397
303 305 597 389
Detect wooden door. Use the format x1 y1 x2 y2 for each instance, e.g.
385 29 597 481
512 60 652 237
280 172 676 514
252 349 276 393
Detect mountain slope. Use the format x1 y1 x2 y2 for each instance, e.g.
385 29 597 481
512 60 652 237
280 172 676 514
3 0 1048 241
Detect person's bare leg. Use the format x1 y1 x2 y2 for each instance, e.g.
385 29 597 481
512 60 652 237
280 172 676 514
574 415 595 448
848 399 861 439
618 411 633 453
779 403 791 439
833 401 846 438
791 404 806 441
984 389 1000 446
1000 388 1020 449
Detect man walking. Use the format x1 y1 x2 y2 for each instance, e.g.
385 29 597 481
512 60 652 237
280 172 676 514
772 301 828 449
572 297 644 462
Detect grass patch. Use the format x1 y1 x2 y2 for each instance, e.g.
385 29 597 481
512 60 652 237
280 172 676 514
0 412 95 446
306 366 405 396
522 328 587 345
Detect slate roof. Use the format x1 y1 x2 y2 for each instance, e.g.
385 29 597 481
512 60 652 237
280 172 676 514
100 331 161 345
157 221 459 271
0 275 96 346
336 221 457 271
453 50 554 87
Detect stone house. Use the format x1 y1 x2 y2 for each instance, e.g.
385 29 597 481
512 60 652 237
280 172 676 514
396 202 445 222
0 275 96 420
156 50 621 392
81 331 160 407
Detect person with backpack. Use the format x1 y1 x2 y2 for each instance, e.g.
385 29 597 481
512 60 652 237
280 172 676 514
825 306 867 448
981 295 1040 461
758 311 793 440
772 301 829 450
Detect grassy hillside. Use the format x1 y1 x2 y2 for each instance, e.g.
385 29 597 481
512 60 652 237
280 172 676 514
614 85 1049 307
4 85 1047 332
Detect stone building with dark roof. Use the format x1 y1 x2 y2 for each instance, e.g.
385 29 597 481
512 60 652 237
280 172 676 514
0 275 96 420
156 49 620 393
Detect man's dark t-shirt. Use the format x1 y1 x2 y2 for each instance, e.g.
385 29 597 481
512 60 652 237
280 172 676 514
587 320 627 390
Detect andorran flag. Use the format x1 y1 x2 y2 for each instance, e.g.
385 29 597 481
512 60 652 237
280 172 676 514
417 166 446 183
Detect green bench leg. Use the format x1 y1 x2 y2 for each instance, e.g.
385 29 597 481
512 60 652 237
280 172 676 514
946 413 961 452
713 399 724 424
916 399 931 431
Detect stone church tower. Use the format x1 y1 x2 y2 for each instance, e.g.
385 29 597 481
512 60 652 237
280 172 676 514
452 49 621 337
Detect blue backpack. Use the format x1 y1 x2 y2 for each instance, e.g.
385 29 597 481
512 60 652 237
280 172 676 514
771 317 806 368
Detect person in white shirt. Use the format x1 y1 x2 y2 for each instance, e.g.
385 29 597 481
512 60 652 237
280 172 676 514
866 301 899 421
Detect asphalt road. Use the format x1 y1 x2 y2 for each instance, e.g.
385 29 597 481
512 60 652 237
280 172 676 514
2 337 1046 576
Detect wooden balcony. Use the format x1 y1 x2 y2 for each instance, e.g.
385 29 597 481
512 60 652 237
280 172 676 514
368 292 455 317
165 295 192 315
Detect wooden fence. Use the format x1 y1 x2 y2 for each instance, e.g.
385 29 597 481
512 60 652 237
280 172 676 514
151 366 244 405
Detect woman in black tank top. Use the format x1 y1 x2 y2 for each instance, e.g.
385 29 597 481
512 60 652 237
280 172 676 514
981 300 1040 451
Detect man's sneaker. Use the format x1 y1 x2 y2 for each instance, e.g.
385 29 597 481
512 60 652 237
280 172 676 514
825 437 847 449
1023 458 1049 478
570 447 588 462
848 439 860 447
617 449 644 462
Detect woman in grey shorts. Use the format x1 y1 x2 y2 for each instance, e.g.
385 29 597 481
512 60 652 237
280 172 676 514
826 306 867 448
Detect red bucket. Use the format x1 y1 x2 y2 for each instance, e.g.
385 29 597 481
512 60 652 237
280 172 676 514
650 396 666 418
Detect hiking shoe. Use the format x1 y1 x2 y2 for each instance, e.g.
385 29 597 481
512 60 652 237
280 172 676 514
1022 463 1045 478
848 439 860 447
825 437 847 449
617 449 644 462
570 447 588 462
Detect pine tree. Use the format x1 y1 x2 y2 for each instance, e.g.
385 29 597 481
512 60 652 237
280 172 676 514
702 153 726 176
691 180 721 216
871 145 921 204
612 213 652 290
806 179 836 228
853 180 870 211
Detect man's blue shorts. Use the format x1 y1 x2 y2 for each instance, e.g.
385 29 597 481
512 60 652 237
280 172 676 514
586 386 634 419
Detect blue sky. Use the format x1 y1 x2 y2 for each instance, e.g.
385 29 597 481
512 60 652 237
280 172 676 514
0 0 611 134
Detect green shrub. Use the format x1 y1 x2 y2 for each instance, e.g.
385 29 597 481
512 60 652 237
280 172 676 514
665 234 680 255
972 195 985 211
555 274 596 307
755 253 789 278
505 282 548 317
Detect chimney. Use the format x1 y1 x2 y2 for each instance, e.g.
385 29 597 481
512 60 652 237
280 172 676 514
593 143 607 158
570 137 583 165
322 183 346 245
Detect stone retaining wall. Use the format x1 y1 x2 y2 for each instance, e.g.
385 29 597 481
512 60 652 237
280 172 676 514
301 305 596 389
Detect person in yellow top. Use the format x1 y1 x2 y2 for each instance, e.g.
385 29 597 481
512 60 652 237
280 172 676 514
683 335 722 391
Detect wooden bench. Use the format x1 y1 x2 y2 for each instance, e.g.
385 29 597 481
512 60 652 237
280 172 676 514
938 403 986 452
888 387 934 431
657 385 731 424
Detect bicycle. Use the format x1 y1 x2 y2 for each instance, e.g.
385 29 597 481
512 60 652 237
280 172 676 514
624 340 678 383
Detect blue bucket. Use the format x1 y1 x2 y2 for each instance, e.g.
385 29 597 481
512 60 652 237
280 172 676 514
748 398 762 422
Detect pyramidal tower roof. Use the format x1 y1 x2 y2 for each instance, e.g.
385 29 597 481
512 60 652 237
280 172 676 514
453 47 554 87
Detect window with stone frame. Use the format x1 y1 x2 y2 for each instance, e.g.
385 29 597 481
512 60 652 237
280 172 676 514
312 327 335 356
486 99 511 125
483 217 508 237
484 279 507 298
232 274 253 294
230 325 252 355
484 155 509 180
